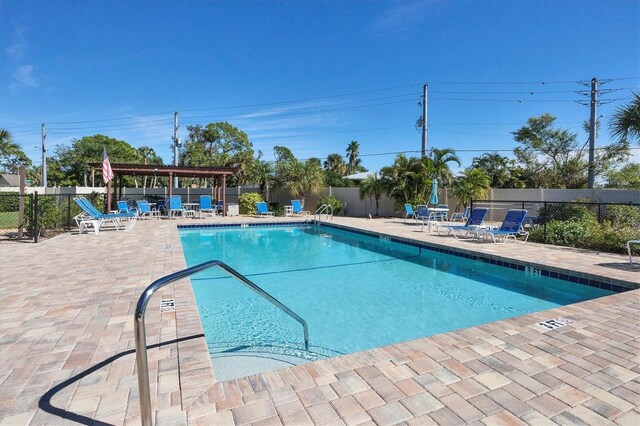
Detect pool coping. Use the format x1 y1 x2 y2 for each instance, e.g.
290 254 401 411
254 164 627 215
173 219 640 418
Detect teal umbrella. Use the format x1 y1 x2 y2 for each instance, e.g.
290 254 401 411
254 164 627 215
429 178 438 205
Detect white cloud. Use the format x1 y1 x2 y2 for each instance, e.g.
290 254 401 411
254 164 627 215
11 64 38 88
370 0 442 35
6 27 27 61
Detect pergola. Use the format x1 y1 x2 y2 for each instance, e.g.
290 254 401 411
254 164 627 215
89 163 235 212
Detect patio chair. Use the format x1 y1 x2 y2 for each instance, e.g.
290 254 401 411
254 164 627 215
199 195 216 218
168 195 191 219
476 209 529 244
215 200 224 216
404 204 416 222
117 200 136 215
437 208 489 239
256 201 275 217
291 200 310 216
450 207 470 222
136 200 158 219
416 205 438 231
433 204 449 221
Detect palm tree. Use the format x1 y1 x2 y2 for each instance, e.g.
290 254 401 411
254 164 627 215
359 174 384 216
380 154 433 206
430 147 461 186
286 159 325 207
346 141 362 175
451 168 490 208
324 153 347 176
250 160 274 198
610 93 640 146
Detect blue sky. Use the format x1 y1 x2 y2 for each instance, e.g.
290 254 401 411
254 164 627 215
2 0 639 174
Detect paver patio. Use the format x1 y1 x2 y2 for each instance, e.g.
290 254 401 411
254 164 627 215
0 216 638 425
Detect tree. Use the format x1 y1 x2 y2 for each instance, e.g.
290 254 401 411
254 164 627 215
182 122 254 186
273 145 296 163
429 147 461 187
379 154 434 206
451 168 490 208
471 152 525 188
603 163 640 189
324 153 347 175
55 134 139 186
250 160 274 198
138 146 163 188
0 129 31 173
346 141 365 175
359 174 384 216
610 93 640 146
282 159 325 206
512 114 630 188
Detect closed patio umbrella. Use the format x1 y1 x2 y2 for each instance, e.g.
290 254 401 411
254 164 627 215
429 178 438 206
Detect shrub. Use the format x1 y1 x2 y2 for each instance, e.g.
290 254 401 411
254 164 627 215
0 193 20 212
603 204 640 228
537 203 596 224
238 192 264 215
268 201 283 217
317 195 343 216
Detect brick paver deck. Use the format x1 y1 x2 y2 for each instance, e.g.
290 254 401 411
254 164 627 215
0 216 638 425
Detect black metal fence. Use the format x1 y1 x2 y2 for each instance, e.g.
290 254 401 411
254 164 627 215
471 199 640 254
0 192 105 243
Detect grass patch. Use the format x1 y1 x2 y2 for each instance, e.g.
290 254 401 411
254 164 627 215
0 211 20 229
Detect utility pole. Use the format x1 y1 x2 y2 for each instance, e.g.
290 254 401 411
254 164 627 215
587 78 598 189
41 124 47 188
421 83 428 158
172 112 181 188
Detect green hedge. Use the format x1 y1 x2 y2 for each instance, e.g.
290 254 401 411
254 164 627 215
317 195 343 216
0 193 20 212
238 192 264 215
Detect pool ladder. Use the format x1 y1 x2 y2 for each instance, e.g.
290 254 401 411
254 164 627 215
134 260 309 426
314 204 333 223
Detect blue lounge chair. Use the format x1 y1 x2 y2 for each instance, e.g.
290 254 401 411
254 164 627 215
404 204 416 222
74 197 136 231
117 200 136 215
450 207 470 222
291 200 310 216
437 208 489 239
136 200 158 219
256 201 274 217
199 195 216 218
477 209 529 243
168 195 190 219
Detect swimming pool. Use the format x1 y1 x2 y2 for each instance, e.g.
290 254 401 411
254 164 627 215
179 224 613 369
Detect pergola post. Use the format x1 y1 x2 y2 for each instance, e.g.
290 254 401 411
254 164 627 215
222 175 227 216
168 173 173 198
106 179 112 212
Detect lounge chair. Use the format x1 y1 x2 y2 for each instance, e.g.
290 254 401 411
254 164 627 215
256 201 275 217
450 207 470 222
117 200 136 215
74 197 136 231
291 200 310 216
437 208 489 239
168 195 192 219
199 195 216 218
404 204 416 222
476 209 529 244
136 200 158 219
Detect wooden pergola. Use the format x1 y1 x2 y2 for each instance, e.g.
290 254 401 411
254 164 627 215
89 163 235 213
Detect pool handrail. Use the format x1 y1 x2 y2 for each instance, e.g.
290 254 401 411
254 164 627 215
315 203 333 222
134 260 309 426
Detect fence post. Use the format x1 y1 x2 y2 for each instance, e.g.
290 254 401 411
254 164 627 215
66 195 72 230
470 199 474 212
597 203 602 223
33 191 39 243
543 201 547 244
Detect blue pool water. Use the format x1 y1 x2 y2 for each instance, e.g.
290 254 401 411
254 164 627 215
179 225 612 361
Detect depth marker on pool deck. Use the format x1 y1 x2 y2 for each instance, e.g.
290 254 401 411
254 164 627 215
161 299 176 312
536 317 572 331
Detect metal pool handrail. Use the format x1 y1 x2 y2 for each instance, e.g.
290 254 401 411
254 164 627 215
314 203 333 222
134 260 309 426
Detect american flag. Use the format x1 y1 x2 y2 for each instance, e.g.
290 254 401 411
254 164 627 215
102 147 114 184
